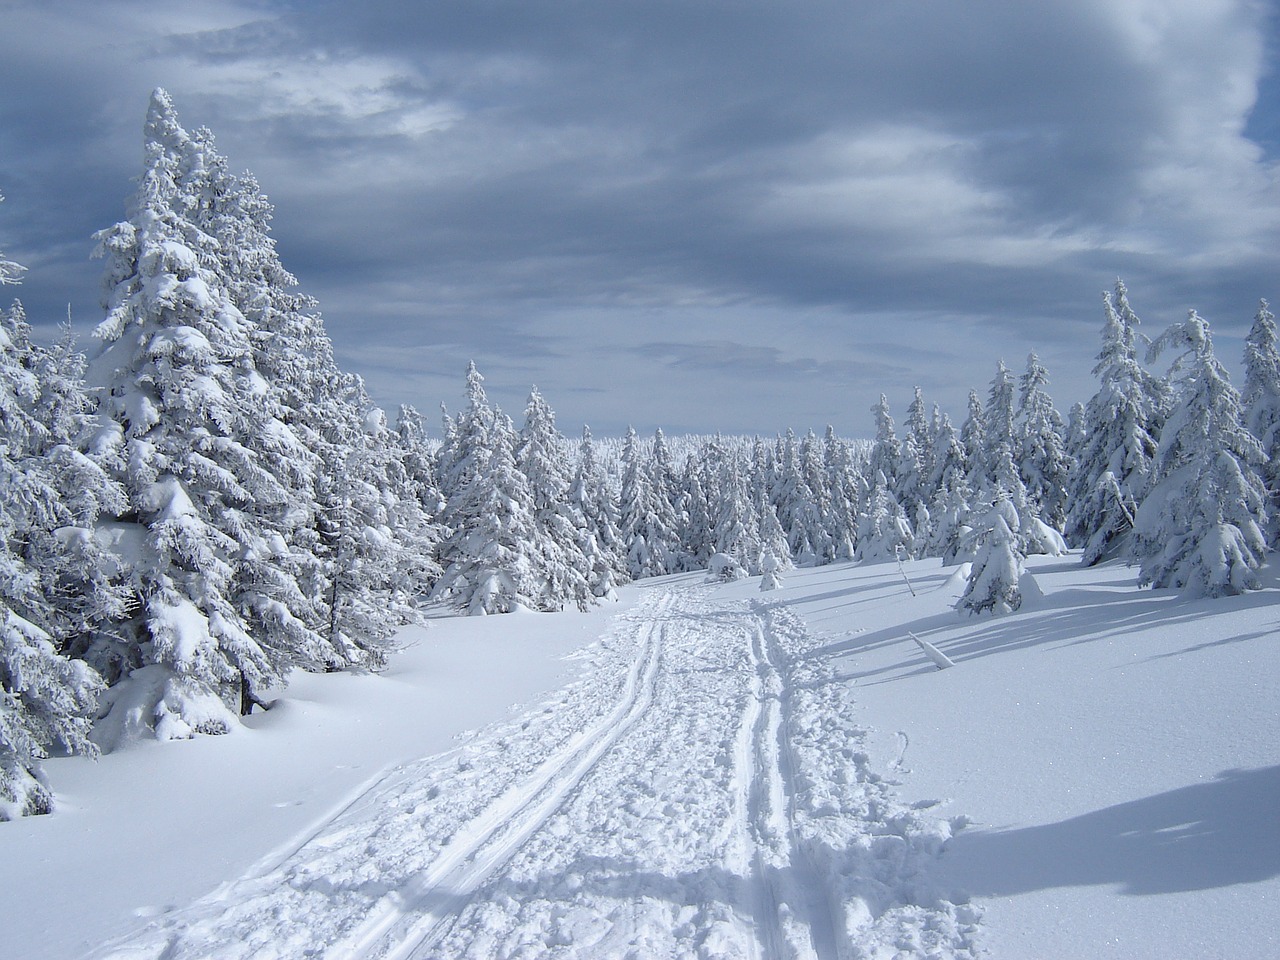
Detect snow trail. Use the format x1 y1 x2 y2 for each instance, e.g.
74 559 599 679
88 583 977 960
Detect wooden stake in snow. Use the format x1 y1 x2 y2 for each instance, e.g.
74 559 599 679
909 632 955 670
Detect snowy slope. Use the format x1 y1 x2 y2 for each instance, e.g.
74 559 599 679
3 555 1277 959
762 555 1280 960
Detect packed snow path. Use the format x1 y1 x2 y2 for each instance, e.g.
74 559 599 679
91 584 978 960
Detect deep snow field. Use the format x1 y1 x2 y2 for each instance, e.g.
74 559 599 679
2 554 1277 959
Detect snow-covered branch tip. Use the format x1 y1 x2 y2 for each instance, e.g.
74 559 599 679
909 631 955 670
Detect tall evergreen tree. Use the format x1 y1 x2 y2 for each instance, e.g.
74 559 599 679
1133 312 1268 596
517 388 592 610
958 500 1024 616
433 366 543 613
1243 299 1280 535
1065 284 1166 564
88 90 331 739
822 426 861 561
619 427 675 579
1016 353 1071 530
569 425 627 597
0 281 106 816
959 389 987 491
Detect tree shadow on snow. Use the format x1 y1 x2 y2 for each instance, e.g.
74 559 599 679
799 574 1280 683
945 766 1280 896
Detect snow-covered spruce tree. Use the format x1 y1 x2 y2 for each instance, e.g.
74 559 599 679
711 447 761 573
568 425 628 596
981 360 1017 491
758 549 784 591
798 430 836 563
959 389 987 491
757 499 792 572
433 364 543 614
517 387 592 611
0 600 102 820
777 438 824 566
900 387 931 521
822 425 861 561
866 394 908 510
923 411 973 563
0 297 106 817
958 499 1024 616
1065 284 1167 564
318 391 439 656
1243 299 1280 536
619 427 678 579
183 102 415 670
1016 353 1071 531
10 312 131 680
855 472 914 565
1132 311 1268 596
646 429 684 574
88 91 356 738
1065 401 1088 467
749 436 776 521
679 455 716 571
395 404 446 520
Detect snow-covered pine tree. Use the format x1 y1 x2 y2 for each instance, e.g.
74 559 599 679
1065 284 1166 564
959 389 987 492
647 429 684 574
1064 401 1087 467
866 394 907 507
981 360 1016 490
958 499 1024 615
1016 353 1071 530
900 387 931 520
757 499 792 572
517 387 592 611
9 312 132 680
923 411 973 563
618 427 680 579
855 472 914 564
0 606 102 820
749 436 776 521
1243 299 1280 536
396 404 446 520
679 453 716 571
0 292 105 817
88 90 331 738
822 425 861 561
711 447 760 573
184 103 412 671
433 366 543 613
796 430 835 563
332 393 439 641
758 549 784 591
568 425 628 595
771 429 811 561
1132 311 1268 596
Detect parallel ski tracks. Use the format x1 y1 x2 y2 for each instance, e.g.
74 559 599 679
90 586 912 960
336 591 674 960
735 604 840 960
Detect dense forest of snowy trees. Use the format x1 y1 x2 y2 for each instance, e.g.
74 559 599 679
0 90 1276 818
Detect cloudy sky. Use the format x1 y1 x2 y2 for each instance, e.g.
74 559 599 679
2 1 1278 438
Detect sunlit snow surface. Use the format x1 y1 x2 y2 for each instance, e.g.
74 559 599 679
4 555 1278 959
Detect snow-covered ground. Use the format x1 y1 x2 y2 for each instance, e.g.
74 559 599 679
3 554 1277 959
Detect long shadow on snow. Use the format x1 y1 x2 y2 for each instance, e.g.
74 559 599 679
943 766 1280 895
794 574 1280 684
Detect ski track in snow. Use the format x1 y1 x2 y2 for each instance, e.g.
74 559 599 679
88 585 980 960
